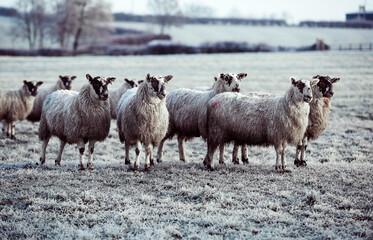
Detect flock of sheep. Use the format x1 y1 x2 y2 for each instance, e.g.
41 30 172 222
0 72 340 172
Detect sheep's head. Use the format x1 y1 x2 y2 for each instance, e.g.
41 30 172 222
291 77 319 103
145 73 173 100
59 75 76 90
23 80 43 96
312 75 340 99
124 78 139 89
216 73 247 93
86 74 116 101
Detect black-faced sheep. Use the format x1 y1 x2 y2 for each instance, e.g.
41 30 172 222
294 75 340 167
156 73 247 163
109 78 140 119
116 73 172 170
204 77 319 172
38 74 115 170
27 75 76 122
0 80 43 139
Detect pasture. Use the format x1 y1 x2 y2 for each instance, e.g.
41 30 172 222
0 51 372 239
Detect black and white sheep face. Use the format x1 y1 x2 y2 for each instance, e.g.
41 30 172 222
291 78 319 103
218 73 247 92
23 80 43 96
59 75 76 90
124 78 138 88
146 74 173 100
86 74 116 101
313 75 340 99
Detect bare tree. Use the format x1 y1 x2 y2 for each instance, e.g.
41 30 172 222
148 0 184 35
183 3 214 18
12 0 48 50
52 0 113 53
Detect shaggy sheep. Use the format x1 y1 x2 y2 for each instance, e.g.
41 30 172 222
294 75 340 166
39 74 115 170
204 77 319 171
0 80 43 139
109 78 140 119
27 75 76 122
116 73 172 170
156 73 247 163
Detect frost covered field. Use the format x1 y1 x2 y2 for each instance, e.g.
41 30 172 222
0 51 372 239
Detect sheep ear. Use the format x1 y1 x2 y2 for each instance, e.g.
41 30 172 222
36 81 43 87
138 80 144 85
125 79 136 88
290 77 297 86
237 73 247 80
164 75 173 82
86 74 93 82
59 75 63 80
106 77 116 84
146 73 151 82
214 77 217 81
331 77 340 83
71 76 76 80
220 73 225 79
23 80 28 85
310 79 319 87
312 75 321 79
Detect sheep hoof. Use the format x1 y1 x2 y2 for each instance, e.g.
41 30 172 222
203 156 208 166
206 164 215 171
133 164 139 171
294 159 301 167
156 158 162 163
242 158 249 164
79 164 85 170
125 159 131 165
55 160 61 166
10 135 16 140
150 158 154 166
144 164 150 171
40 157 45 165
300 160 307 166
180 158 186 162
87 163 94 170
219 160 226 165
232 158 239 165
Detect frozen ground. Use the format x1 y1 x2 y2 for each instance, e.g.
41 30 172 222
0 51 372 239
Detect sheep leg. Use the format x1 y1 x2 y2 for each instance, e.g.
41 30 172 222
177 136 186 162
6 121 11 137
10 122 16 140
281 142 289 172
133 141 141 171
156 138 165 163
55 140 66 166
124 142 131 165
87 141 96 170
232 143 239 164
2 120 7 134
149 147 154 166
218 144 225 164
275 145 282 172
299 138 308 166
241 144 249 164
294 139 303 167
40 136 50 165
204 142 218 170
144 144 151 171
77 140 85 170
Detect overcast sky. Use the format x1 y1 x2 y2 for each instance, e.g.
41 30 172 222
1 0 371 24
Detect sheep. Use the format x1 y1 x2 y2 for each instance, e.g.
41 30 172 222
116 73 172 170
156 73 247 163
0 80 43 139
204 77 319 172
109 78 141 119
294 75 340 167
38 74 115 170
27 75 76 122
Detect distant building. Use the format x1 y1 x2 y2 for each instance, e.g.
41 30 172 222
346 11 373 22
